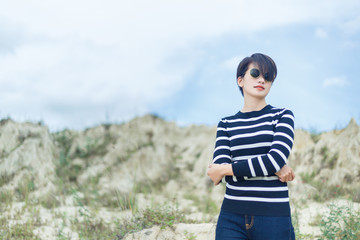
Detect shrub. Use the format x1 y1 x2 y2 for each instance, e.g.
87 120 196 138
15 176 36 201
319 203 360 240
115 205 195 239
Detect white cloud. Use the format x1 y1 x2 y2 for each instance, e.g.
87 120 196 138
323 76 348 87
315 28 328 38
222 56 245 70
0 0 359 130
339 15 360 35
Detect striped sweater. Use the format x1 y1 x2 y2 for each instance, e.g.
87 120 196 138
213 104 295 216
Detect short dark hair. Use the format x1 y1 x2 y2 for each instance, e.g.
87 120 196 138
236 53 277 96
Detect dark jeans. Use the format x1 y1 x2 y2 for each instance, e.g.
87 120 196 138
216 210 295 240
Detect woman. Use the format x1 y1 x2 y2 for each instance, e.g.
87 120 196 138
208 53 296 240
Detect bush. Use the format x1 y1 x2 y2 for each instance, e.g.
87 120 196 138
319 203 360 240
115 205 195 239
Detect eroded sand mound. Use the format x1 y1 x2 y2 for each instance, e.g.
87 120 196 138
1 115 359 239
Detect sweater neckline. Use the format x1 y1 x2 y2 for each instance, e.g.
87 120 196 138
237 104 272 117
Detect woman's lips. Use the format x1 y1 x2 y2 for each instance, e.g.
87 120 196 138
254 85 265 90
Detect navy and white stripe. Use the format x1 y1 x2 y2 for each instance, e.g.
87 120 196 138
212 105 295 217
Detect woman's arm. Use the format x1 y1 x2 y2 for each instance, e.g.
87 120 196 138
208 120 232 185
231 109 295 178
208 109 296 183
208 163 295 183
212 120 231 165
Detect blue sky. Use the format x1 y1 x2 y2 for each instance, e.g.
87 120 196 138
0 0 359 132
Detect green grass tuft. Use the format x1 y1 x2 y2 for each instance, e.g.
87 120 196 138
319 203 360 240
115 205 196 239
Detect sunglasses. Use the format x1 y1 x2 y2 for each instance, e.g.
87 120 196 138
249 68 272 82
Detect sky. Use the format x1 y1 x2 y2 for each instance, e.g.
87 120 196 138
0 0 359 133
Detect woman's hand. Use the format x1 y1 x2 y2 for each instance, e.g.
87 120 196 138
275 165 295 182
207 164 223 185
207 164 233 185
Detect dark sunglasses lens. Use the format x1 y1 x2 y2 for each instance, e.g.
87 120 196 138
265 73 274 82
264 73 269 81
250 68 260 78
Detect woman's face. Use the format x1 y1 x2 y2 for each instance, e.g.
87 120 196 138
237 63 273 99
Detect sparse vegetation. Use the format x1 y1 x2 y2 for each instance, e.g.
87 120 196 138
319 203 360 240
1 116 360 239
309 213 323 227
0 203 41 239
101 189 137 211
309 128 321 143
185 230 197 240
115 204 196 239
68 204 116 239
39 191 61 209
0 172 14 187
320 146 338 169
0 220 39 239
300 171 352 202
0 189 13 210
184 193 219 216
300 171 316 184
15 175 36 202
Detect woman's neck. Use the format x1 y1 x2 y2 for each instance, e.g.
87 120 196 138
241 98 268 113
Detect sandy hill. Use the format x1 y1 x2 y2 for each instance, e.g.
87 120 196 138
0 115 359 239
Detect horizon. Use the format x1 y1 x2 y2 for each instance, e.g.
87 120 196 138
1 112 358 135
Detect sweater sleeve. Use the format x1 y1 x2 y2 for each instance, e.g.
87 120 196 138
232 109 295 177
212 120 232 164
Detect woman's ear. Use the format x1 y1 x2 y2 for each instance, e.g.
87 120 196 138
237 77 243 87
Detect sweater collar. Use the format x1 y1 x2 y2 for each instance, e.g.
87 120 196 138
237 104 272 117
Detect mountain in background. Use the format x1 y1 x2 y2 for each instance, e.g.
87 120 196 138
0 115 359 239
